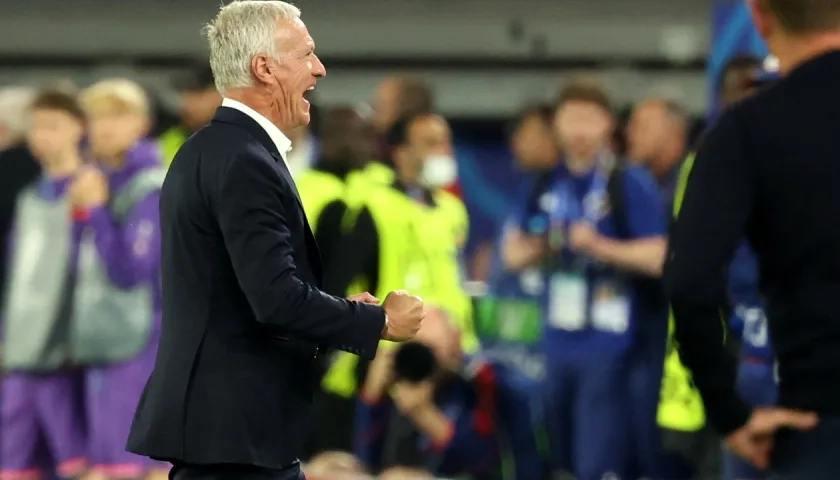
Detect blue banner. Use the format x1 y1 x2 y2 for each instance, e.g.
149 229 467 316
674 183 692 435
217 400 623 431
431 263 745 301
456 136 527 264
709 2 769 113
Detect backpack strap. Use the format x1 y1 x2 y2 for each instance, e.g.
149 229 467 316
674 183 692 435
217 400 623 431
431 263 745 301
110 167 166 222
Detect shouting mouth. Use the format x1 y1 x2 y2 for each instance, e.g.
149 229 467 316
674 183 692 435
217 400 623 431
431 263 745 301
303 85 315 106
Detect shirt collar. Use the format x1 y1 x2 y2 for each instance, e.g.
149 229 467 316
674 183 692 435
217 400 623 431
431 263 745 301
221 98 293 161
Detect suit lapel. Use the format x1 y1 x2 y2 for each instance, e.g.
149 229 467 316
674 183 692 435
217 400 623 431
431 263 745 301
213 106 324 281
271 151 324 280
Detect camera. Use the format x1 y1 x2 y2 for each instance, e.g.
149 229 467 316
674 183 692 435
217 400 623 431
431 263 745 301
393 341 437 383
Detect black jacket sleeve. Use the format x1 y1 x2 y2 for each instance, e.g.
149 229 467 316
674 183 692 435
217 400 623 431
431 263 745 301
215 152 385 359
663 110 753 435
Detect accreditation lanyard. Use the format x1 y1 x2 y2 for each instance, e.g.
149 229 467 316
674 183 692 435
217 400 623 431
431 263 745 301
546 162 610 270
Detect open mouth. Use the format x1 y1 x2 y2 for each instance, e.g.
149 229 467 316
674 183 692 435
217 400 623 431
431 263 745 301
303 86 315 105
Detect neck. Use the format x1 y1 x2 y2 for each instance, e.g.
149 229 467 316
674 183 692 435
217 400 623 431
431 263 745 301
775 33 840 75
226 87 295 132
44 150 83 178
565 154 597 174
650 150 682 181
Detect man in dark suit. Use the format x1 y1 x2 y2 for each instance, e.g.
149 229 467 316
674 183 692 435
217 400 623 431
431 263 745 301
126 2 425 479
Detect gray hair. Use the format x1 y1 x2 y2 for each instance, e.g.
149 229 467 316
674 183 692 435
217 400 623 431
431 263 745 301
202 1 301 95
0 86 36 140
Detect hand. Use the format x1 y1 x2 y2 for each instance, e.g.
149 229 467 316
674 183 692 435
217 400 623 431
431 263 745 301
361 348 395 401
392 379 435 416
347 292 379 304
725 407 818 469
381 290 424 342
567 222 600 254
68 168 109 209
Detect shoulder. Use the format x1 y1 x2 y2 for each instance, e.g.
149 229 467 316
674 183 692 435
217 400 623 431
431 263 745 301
435 189 467 216
618 164 659 198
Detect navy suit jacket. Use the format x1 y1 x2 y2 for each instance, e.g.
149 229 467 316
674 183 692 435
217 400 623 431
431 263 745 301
126 106 385 469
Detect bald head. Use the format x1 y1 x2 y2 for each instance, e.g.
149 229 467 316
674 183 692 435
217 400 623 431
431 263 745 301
626 98 688 176
318 106 375 168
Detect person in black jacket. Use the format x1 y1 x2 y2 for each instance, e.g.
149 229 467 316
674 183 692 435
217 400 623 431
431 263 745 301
0 87 40 297
664 0 840 477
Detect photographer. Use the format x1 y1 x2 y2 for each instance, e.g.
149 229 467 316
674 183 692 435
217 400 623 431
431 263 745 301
354 309 543 479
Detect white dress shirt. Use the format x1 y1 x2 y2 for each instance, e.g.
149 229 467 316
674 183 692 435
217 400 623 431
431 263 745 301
286 134 316 178
221 98 293 168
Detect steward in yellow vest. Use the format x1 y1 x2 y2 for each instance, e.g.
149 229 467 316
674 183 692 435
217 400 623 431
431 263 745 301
321 113 477 402
297 107 385 455
158 126 189 168
295 107 378 294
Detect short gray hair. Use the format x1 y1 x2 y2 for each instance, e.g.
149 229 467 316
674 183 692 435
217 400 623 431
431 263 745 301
0 86 36 139
202 1 301 95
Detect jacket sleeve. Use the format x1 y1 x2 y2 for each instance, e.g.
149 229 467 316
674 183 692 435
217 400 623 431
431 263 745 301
85 192 161 289
215 152 385 359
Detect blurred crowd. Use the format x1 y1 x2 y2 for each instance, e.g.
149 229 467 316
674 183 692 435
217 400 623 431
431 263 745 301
0 52 772 480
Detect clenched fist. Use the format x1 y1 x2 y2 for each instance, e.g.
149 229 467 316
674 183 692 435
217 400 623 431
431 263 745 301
381 290 424 342
68 167 109 209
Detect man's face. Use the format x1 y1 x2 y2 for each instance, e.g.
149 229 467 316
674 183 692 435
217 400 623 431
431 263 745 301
511 115 557 170
399 116 452 177
554 100 612 160
268 18 326 129
372 78 402 133
87 109 148 160
27 108 84 164
180 87 221 131
721 67 761 107
322 111 375 167
627 101 671 164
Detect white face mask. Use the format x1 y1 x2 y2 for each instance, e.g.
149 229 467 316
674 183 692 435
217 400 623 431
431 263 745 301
420 154 457 188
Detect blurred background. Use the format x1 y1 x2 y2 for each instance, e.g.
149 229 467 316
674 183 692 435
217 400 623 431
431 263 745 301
0 1 772 479
0 0 765 260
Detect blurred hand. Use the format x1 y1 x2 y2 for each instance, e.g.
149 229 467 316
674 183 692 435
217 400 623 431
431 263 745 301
725 407 818 469
347 292 379 304
381 290 424 342
68 168 109 209
361 349 395 401
392 379 435 416
567 222 599 254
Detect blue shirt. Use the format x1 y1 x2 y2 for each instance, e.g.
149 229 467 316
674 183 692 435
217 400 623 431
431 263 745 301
524 163 666 354
728 243 773 360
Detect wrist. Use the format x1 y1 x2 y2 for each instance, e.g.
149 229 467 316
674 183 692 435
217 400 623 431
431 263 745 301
360 385 388 404
586 234 610 258
380 314 390 337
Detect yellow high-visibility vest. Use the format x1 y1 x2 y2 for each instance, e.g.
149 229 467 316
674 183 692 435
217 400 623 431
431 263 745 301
657 152 707 432
158 127 189 168
322 184 477 398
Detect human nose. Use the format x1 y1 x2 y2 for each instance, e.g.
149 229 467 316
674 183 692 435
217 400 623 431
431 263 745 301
313 54 326 78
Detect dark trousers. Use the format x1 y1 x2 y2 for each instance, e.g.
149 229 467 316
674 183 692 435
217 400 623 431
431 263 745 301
169 462 304 480
769 416 840 480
